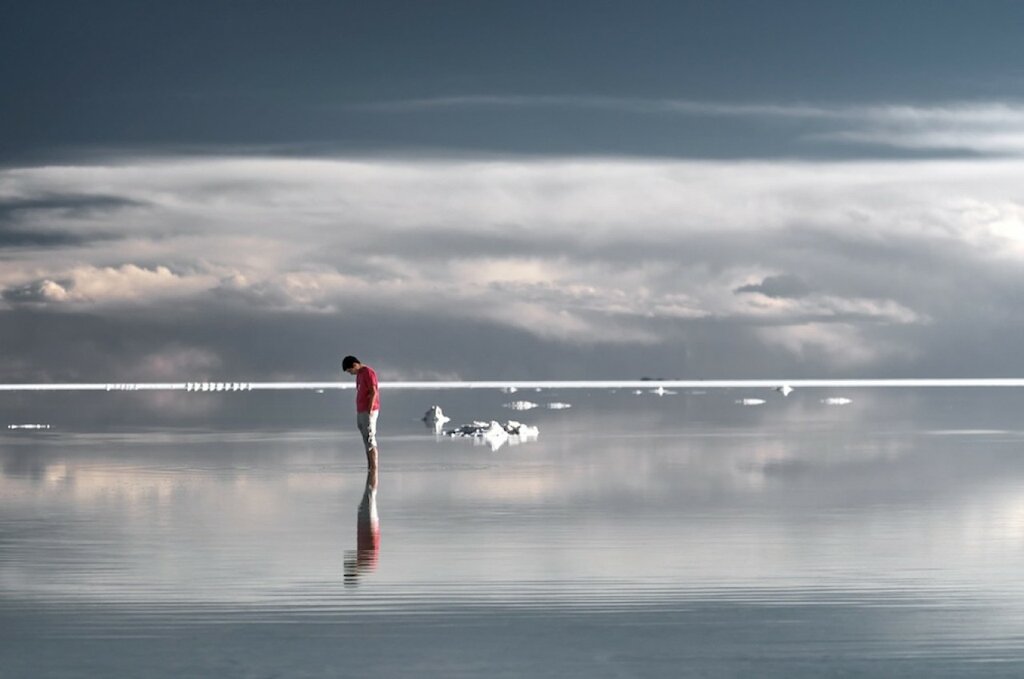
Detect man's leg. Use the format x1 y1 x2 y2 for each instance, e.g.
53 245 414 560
358 411 379 473
365 410 379 473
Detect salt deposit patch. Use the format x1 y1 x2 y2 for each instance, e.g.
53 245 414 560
444 420 539 451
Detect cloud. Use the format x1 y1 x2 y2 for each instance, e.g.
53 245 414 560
3 153 1024 378
2 279 72 304
735 274 812 299
135 345 222 380
4 265 217 306
756 323 914 368
354 96 1024 156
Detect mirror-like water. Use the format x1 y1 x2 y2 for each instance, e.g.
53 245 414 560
4 389 1024 677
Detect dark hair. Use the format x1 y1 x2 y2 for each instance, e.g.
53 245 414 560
342 355 359 370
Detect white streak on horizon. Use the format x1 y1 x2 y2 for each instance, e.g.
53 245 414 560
4 379 1024 392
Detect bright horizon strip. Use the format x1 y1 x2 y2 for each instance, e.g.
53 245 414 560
4 379 1024 392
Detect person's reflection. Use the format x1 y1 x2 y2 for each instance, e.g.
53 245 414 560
344 468 380 586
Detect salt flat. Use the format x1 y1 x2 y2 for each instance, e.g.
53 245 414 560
3 388 1024 677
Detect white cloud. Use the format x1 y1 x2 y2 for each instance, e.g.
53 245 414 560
355 96 1024 155
733 291 924 325
8 264 218 306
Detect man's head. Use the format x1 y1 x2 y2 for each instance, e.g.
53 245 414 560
342 355 362 374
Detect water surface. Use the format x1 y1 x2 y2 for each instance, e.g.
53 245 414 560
4 388 1024 676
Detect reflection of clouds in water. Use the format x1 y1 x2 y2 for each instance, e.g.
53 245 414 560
408 400 1004 510
7 393 1024 612
4 418 1024 617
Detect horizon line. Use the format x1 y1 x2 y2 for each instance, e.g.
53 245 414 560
4 379 1024 392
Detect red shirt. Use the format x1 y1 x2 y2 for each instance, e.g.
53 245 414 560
355 365 380 412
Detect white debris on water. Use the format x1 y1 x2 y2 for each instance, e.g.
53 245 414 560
500 386 518 394
546 402 572 409
504 400 539 411
649 386 678 396
444 420 539 451
422 405 451 432
736 398 766 406
821 397 853 405
7 424 51 430
776 384 795 397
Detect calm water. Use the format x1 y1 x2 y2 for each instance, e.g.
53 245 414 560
4 388 1024 677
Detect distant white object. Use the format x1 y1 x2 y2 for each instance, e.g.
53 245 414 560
7 424 51 429
422 405 451 433
504 400 538 411
736 398 766 406
649 385 678 396
633 389 644 395
546 402 572 409
444 419 539 451
184 382 254 392
776 384 794 397
821 397 853 405
500 386 519 394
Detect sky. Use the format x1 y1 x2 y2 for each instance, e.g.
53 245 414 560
3 0 1024 383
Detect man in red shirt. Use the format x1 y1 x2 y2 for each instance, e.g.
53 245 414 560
342 355 380 472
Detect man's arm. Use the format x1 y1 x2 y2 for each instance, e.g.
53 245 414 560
367 369 379 409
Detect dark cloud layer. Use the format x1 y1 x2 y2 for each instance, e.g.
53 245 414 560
0 194 139 248
4 2 1024 160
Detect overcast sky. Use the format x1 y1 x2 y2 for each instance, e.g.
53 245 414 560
3 0 1024 382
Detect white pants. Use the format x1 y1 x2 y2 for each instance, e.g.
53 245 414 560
357 410 379 451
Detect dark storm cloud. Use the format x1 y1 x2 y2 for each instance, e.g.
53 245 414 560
0 194 145 218
0 194 139 248
0 228 93 249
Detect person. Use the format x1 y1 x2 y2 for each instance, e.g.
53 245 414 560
342 355 380 472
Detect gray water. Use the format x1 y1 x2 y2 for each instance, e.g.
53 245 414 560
4 388 1024 677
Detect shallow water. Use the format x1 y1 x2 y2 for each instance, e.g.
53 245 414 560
4 388 1024 677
